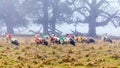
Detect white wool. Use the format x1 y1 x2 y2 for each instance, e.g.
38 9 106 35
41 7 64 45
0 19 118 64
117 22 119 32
11 38 16 41
38 38 42 40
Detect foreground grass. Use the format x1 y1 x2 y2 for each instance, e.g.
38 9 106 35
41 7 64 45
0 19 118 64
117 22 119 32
0 38 120 68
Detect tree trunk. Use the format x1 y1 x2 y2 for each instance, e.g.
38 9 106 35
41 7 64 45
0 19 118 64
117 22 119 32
42 0 49 34
5 16 14 34
51 7 57 34
51 21 55 34
6 22 14 34
88 23 96 37
51 0 59 34
43 23 48 34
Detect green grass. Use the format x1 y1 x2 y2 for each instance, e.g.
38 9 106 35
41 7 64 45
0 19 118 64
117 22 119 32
0 38 120 68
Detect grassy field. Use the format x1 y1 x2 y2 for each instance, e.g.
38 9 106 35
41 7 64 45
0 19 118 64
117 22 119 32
0 37 120 68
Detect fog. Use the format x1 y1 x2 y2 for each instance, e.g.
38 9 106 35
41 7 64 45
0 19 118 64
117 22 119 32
0 0 120 37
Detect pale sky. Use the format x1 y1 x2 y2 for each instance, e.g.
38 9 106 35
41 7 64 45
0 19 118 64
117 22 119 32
57 23 120 36
1 0 120 36
11 23 120 36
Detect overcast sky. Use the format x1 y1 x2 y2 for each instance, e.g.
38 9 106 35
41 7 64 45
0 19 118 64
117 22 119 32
13 0 120 36
1 0 120 36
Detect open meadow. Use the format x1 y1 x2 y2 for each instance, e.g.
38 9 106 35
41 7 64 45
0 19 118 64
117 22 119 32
0 37 120 68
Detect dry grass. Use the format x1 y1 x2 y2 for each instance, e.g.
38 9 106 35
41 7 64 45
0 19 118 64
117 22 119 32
0 37 120 68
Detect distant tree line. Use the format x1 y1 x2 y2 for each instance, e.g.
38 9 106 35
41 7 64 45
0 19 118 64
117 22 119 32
0 0 120 37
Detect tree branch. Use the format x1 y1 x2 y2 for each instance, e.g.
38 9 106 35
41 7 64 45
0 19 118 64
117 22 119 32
97 0 107 8
59 14 73 23
76 17 87 23
84 0 90 6
96 10 120 26
111 20 117 28
66 0 75 5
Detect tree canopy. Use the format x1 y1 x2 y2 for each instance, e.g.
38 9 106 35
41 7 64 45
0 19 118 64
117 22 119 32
0 0 27 34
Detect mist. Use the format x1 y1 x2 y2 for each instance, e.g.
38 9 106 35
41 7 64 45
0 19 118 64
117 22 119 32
0 0 120 37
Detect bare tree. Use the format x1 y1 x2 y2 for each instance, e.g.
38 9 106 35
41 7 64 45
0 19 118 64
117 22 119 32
67 0 120 37
20 0 71 35
0 0 26 34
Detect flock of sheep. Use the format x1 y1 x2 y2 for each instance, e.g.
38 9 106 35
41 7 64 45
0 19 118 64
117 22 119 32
4 33 113 46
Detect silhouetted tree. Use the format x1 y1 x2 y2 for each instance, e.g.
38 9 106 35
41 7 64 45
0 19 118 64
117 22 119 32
0 0 26 34
67 0 120 37
20 0 49 34
18 0 120 36
20 0 72 34
50 0 72 34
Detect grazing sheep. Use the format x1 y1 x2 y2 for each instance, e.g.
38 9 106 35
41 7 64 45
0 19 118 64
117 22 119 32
34 37 48 45
76 36 95 44
103 38 113 43
5 33 12 42
11 38 20 46
69 38 75 46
